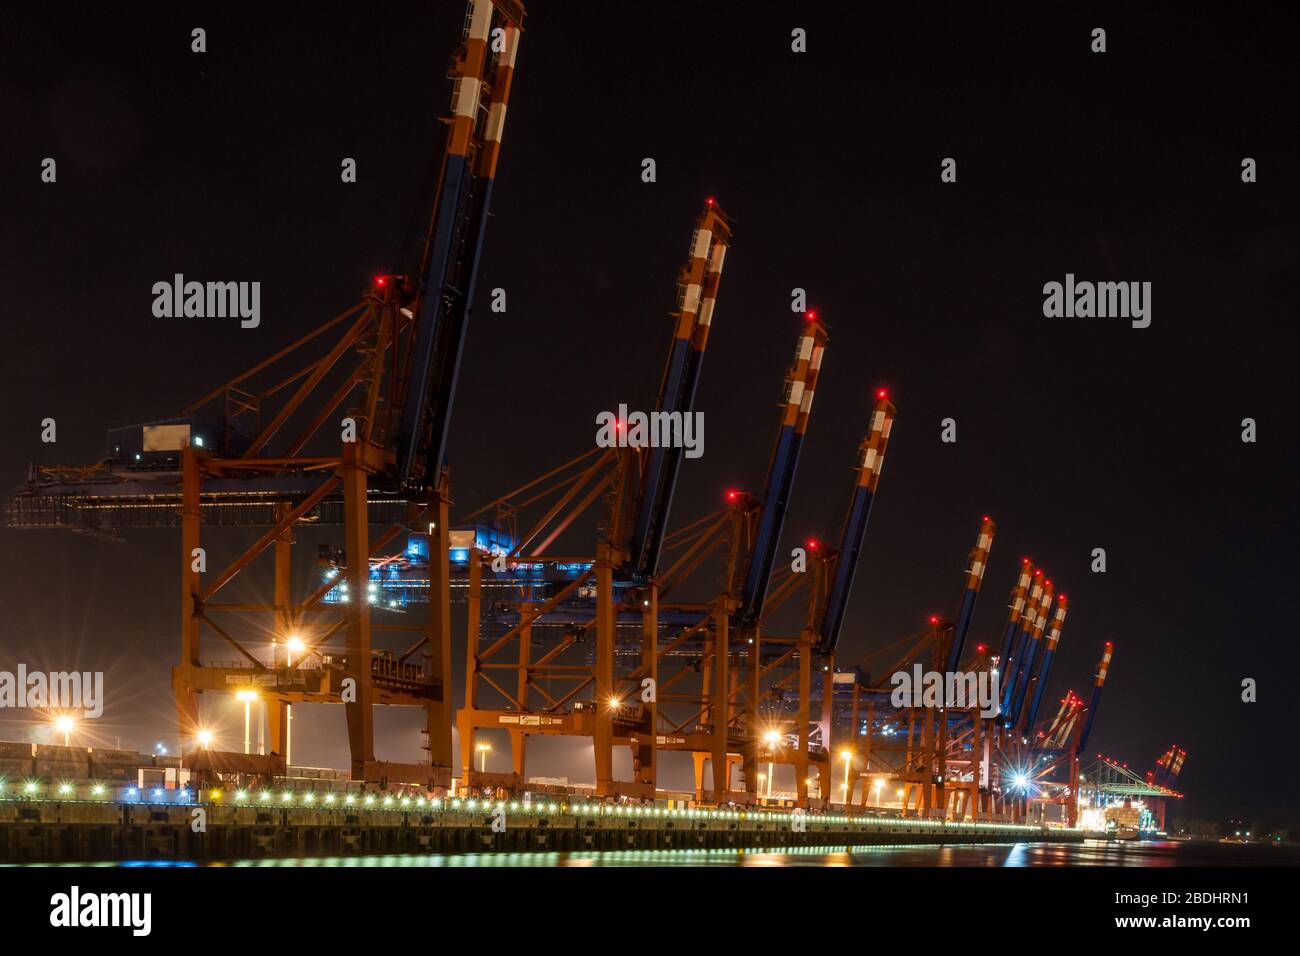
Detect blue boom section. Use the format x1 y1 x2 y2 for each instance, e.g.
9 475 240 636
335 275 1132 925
816 484 878 655
396 135 499 490
396 150 470 487
945 587 979 673
999 620 1034 721
1076 645 1112 756
1008 639 1040 728
738 420 802 625
640 335 709 579
627 336 696 580
994 615 1020 696
1022 644 1058 736
1077 682 1106 756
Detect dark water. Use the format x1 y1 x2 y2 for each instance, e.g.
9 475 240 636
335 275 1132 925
40 839 1300 867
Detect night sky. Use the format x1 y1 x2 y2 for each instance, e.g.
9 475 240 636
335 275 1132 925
2 2 1296 822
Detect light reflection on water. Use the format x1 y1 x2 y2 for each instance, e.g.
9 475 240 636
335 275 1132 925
17 840 1299 868
198 840 1300 868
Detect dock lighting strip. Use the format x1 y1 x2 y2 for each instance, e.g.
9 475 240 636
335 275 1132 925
0 783 1047 831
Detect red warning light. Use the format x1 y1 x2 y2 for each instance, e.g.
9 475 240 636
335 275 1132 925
982 515 990 523
706 197 714 206
928 615 939 625
807 539 818 550
1034 569 1042 577
726 489 738 501
876 388 888 399
976 644 987 653
805 310 817 321
374 276 387 287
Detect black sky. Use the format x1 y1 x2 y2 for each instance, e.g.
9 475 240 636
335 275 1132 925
1 1 1297 821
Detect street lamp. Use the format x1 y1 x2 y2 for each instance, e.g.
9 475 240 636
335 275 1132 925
477 742 491 773
286 635 305 667
236 690 258 754
839 750 854 805
53 714 77 747
197 729 213 750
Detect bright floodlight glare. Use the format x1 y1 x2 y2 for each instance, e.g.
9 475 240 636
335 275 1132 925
236 689 258 702
54 715 76 733
1014 773 1029 788
762 730 780 747
196 729 214 747
286 635 305 653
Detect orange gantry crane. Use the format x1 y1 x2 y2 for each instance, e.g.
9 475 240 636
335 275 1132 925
6 0 528 789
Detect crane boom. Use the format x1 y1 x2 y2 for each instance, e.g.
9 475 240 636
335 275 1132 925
1020 593 1068 736
1007 578 1053 727
627 202 731 579
395 0 526 491
814 392 896 655
1076 641 1113 755
994 560 1033 702
999 569 1044 719
737 316 827 624
945 516 995 672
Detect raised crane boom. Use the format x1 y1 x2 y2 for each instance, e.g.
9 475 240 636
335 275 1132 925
814 391 896 656
737 316 827 624
1076 641 1113 756
945 516 996 672
627 201 731 579
1007 578 1053 727
1020 593 1068 736
395 0 526 491
999 568 1044 720
994 560 1034 695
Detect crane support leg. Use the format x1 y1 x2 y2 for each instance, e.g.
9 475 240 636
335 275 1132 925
593 544 615 794
709 601 729 798
342 443 376 779
423 488 454 785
